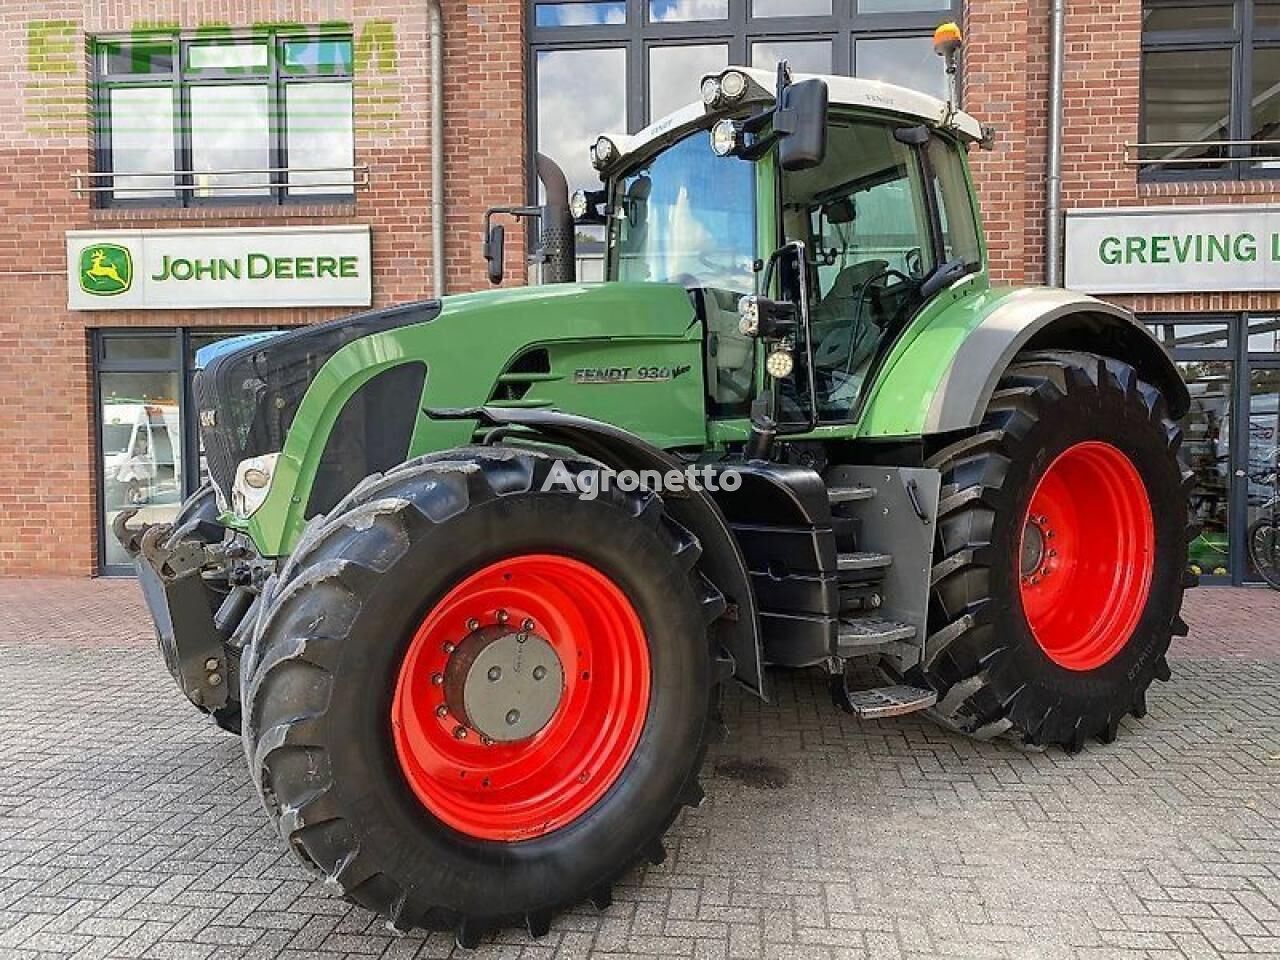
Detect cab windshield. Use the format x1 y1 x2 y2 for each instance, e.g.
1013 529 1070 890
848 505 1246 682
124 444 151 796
609 132 756 294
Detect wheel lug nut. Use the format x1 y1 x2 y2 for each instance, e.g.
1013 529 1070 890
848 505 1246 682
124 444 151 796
466 618 480 631
497 609 509 624
505 709 520 726
522 618 535 631
431 673 443 686
435 704 448 718
482 736 494 747
533 665 546 681
453 726 468 739
487 666 502 682
443 642 455 654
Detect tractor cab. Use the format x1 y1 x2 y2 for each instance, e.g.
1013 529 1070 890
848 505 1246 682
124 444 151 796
580 61 987 434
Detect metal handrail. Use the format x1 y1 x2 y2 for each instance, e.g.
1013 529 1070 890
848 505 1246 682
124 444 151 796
1124 140 1280 166
72 164 370 195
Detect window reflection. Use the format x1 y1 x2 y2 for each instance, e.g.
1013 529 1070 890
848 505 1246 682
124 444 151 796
190 85 271 196
1147 321 1232 351
536 2 627 26
753 0 831 16
108 87 175 200
1248 317 1280 352
1140 49 1232 170
856 36 947 99
287 82 355 195
536 48 627 199
99 375 183 568
648 44 728 122
1246 368 1280 582
752 40 833 76
649 0 729 21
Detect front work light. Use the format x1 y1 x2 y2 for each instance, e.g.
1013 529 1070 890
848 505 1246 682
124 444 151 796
591 136 618 170
232 452 281 519
711 119 744 158
766 349 795 380
570 190 590 220
702 70 750 110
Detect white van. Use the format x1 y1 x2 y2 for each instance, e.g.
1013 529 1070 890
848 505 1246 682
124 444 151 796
102 402 181 507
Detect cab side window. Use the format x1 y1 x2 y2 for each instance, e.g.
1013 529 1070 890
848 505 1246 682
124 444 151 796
782 119 934 423
928 138 982 268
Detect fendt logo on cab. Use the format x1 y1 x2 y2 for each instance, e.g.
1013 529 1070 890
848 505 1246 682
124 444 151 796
79 245 133 296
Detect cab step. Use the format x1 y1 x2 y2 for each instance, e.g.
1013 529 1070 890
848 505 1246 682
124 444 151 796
828 485 876 506
836 615 916 656
833 684 938 719
837 552 892 573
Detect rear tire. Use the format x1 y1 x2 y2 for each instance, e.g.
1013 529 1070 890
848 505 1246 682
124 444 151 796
240 448 720 944
920 351 1194 751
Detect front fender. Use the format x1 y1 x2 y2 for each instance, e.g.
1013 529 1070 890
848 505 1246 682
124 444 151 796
858 285 1189 438
431 406 767 700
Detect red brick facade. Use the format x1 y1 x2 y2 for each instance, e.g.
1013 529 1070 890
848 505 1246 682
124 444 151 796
0 2 1268 575
0 2 525 575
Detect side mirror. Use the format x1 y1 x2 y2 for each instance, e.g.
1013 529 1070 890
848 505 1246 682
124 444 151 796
776 79 828 172
484 223 505 286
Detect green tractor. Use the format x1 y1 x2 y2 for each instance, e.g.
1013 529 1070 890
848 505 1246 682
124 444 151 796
119 46 1194 949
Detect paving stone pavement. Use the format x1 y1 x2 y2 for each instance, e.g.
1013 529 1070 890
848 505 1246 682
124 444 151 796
0 579 1278 960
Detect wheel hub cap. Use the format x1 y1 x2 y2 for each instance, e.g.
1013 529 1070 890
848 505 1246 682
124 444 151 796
444 626 565 743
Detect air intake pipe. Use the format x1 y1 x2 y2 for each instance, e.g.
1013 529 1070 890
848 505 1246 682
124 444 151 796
535 153 577 285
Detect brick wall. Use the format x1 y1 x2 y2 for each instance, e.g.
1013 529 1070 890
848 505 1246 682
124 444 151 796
0 1 526 575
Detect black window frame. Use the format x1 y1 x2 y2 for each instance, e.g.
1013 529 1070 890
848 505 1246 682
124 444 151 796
528 0 961 211
1140 0 1280 181
91 26 356 209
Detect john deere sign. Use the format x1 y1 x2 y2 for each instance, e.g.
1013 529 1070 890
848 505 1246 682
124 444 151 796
66 226 372 310
1065 205 1280 294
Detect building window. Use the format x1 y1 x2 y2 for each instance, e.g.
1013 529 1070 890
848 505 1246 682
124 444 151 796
1140 1 1280 177
92 30 355 206
529 0 959 205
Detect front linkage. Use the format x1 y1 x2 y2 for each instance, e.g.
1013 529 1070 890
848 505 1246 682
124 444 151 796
114 502 255 727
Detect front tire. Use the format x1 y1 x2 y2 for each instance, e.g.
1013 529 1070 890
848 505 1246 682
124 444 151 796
920 351 1194 751
241 448 720 944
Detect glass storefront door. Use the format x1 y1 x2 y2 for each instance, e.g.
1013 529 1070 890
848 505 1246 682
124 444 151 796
1147 314 1280 585
1244 365 1280 583
95 328 280 574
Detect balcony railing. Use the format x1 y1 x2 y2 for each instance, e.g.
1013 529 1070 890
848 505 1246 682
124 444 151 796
1124 140 1280 168
72 165 371 197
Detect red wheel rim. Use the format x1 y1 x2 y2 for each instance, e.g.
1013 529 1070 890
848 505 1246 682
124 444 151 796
1018 441 1155 671
391 555 650 842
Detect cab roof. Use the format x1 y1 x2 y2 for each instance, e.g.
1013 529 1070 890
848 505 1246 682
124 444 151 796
595 66 983 176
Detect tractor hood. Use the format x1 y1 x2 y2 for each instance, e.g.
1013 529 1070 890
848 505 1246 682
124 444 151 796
194 282 702 518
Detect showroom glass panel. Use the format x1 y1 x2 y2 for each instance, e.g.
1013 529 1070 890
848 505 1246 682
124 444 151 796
649 44 729 122
857 0 951 10
1248 316 1280 351
1246 367 1280 582
752 40 833 76
537 2 628 25
286 82 355 195
106 87 175 200
855 36 946 99
752 0 830 16
1259 0 1280 27
190 85 271 197
99 371 184 568
1179 361 1235 576
1140 48 1232 170
282 38 354 73
99 39 173 75
1251 46 1280 165
1147 320 1233 350
186 41 270 73
1142 3 1234 31
649 0 729 22
536 47 626 200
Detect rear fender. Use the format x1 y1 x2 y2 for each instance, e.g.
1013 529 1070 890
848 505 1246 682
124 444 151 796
860 287 1190 438
431 406 767 699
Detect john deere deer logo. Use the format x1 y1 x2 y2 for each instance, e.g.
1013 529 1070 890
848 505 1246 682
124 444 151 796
79 244 133 296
